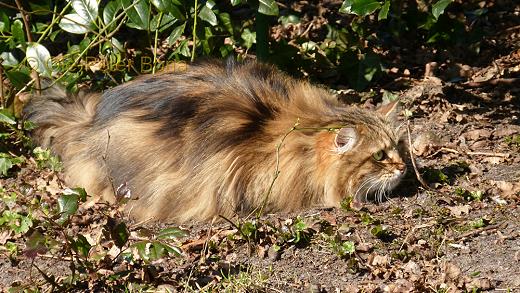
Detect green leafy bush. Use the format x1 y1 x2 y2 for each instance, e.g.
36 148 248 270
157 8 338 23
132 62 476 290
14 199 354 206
0 0 480 105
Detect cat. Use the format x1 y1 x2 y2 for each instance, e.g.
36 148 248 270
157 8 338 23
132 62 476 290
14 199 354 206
24 59 407 223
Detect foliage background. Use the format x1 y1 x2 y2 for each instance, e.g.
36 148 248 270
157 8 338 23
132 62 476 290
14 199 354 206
0 0 488 97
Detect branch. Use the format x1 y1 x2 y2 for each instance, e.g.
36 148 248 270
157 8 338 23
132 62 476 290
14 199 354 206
14 0 41 94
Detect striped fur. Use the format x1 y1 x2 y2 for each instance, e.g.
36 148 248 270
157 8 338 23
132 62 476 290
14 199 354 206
24 60 406 222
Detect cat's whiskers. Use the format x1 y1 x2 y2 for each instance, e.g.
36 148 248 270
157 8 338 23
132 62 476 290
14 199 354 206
376 179 385 203
353 177 374 202
376 177 386 203
380 178 390 203
363 177 380 202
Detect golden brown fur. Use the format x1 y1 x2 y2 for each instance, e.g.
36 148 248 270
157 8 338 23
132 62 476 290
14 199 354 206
24 60 406 222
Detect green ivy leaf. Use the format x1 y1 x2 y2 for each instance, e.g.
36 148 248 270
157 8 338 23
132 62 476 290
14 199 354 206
157 227 187 240
59 13 92 34
59 0 98 34
219 44 233 57
13 214 32 234
340 0 381 17
240 221 257 238
24 231 46 259
0 157 13 176
175 39 191 57
122 0 150 30
5 69 31 90
162 242 182 256
151 0 169 12
378 0 390 20
63 187 88 202
259 0 279 16
0 110 16 124
111 222 129 248
0 52 19 67
26 43 52 77
57 193 79 224
218 12 233 34
230 0 242 6
199 5 218 26
0 10 10 33
133 241 150 260
103 1 121 29
151 0 184 20
149 241 166 260
279 14 300 26
432 0 453 20
167 22 185 45
341 241 356 254
11 19 25 43
72 234 92 257
241 28 256 49
293 218 306 231
71 0 98 23
0 153 23 177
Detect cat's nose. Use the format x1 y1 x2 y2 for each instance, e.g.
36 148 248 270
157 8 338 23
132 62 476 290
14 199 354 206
396 164 406 173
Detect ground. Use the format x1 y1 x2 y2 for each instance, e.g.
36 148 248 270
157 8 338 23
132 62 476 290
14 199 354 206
1 1 519 292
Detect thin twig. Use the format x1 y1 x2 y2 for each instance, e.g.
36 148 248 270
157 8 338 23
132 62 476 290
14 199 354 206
32 262 63 290
200 217 216 263
435 147 509 158
152 12 163 74
462 78 520 88
406 121 431 190
455 222 507 241
14 0 41 94
256 119 300 219
0 63 4 108
102 130 118 199
191 0 198 62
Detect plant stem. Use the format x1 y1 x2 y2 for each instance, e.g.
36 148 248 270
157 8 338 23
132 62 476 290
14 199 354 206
191 0 198 62
36 3 65 44
14 0 41 94
51 8 130 86
153 12 163 74
0 63 4 108
256 119 300 218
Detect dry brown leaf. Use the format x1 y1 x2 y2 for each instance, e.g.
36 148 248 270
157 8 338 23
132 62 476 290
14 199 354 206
403 261 421 275
442 262 461 282
368 253 390 267
466 277 492 291
492 180 520 197
447 205 471 217
0 231 11 245
413 131 441 156
464 129 492 141
482 156 505 164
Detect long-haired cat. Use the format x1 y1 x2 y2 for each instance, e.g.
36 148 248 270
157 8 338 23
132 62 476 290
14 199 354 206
24 60 406 222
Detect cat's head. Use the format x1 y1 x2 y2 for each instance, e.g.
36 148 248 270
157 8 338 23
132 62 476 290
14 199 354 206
324 101 407 204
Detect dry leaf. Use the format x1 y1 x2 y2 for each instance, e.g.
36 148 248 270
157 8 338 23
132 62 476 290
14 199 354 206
442 262 461 281
492 180 520 197
447 205 471 217
482 156 504 164
464 129 492 141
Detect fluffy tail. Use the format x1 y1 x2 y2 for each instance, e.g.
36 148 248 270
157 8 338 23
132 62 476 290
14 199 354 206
23 83 100 156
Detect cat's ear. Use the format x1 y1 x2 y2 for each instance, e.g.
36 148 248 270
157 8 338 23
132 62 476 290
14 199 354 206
377 100 399 120
334 127 358 154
